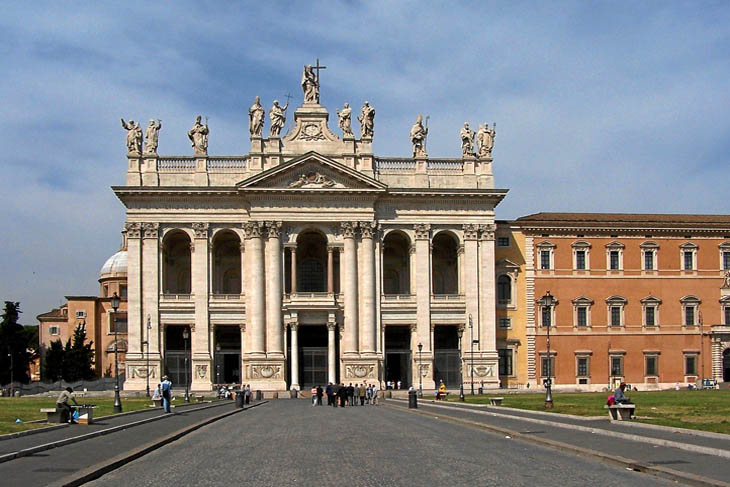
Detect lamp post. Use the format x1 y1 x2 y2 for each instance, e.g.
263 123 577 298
8 351 13 397
145 315 151 397
699 311 705 388
417 342 423 397
458 326 465 401
469 314 476 396
110 292 122 413
215 343 221 385
539 291 555 409
182 327 190 403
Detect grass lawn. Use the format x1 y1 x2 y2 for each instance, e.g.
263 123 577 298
0 397 159 435
447 389 730 434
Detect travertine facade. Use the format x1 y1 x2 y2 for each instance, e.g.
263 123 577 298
116 80 506 392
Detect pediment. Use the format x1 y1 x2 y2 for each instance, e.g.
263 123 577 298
237 152 387 191
496 258 520 270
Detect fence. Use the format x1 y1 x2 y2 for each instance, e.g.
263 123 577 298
1 376 124 396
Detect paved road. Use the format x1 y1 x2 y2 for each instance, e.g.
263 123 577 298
86 400 673 487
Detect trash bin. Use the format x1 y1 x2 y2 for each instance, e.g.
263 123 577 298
478 386 483 395
408 390 418 409
290 389 297 399
255 390 262 401
235 390 244 408
384 390 392 399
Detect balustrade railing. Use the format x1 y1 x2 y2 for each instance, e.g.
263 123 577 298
211 294 243 300
382 294 416 301
374 158 416 172
427 159 463 172
208 156 248 171
432 294 465 301
161 293 193 300
157 157 196 172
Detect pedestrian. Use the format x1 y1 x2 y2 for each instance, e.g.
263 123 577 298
353 384 360 406
245 384 252 404
347 383 355 406
372 383 379 405
56 387 78 423
326 382 333 406
397 380 402 390
316 385 323 405
437 380 446 400
160 376 172 413
366 384 372 404
151 383 161 402
339 383 347 407
311 386 317 406
359 383 366 405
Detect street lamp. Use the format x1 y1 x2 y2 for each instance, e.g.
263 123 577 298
457 326 465 401
469 314 476 396
7 351 13 397
215 343 221 385
182 327 190 403
417 342 423 397
110 292 122 413
539 291 555 409
145 315 151 397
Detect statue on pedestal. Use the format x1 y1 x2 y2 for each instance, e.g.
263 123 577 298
301 65 319 104
187 115 209 155
410 114 428 158
358 101 375 138
121 119 142 155
460 122 475 156
477 122 496 158
723 271 730 289
337 103 353 137
143 119 162 155
269 100 289 137
249 96 265 137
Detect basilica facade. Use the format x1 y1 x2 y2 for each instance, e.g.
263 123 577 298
117 80 506 392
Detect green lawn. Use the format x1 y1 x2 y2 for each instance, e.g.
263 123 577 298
446 389 730 434
0 397 159 435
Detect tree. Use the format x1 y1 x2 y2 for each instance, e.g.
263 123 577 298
0 301 32 385
44 339 65 382
62 324 96 382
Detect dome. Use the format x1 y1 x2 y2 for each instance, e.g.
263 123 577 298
100 250 128 278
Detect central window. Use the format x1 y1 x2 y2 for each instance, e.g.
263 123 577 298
610 356 623 376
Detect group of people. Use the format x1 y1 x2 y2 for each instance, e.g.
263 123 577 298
310 382 379 407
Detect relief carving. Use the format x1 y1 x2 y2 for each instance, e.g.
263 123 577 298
196 364 208 379
472 364 494 377
345 365 375 379
251 364 282 379
298 122 326 141
288 171 336 188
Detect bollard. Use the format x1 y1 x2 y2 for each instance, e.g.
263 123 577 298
290 389 297 399
408 390 418 409
478 386 483 395
255 390 262 401
235 390 244 408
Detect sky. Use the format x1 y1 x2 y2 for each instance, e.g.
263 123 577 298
1 1 729 324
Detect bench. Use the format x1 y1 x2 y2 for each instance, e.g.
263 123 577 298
436 392 450 401
605 404 635 421
488 397 504 406
151 398 162 408
40 407 68 424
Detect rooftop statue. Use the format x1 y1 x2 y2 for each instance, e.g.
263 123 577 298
460 122 475 156
249 96 265 137
477 122 496 158
337 103 353 137
410 114 429 158
121 118 142 155
358 101 375 138
187 115 209 155
144 119 162 155
301 65 319 104
269 100 289 137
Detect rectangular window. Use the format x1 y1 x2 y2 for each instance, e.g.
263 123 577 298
111 315 128 333
102 285 108 298
725 306 730 325
645 355 658 376
49 326 60 336
723 251 730 270
610 356 623 376
497 236 510 247
684 251 694 270
609 251 620 270
610 306 621 327
575 250 586 270
685 355 697 376
540 250 551 270
541 356 554 377
577 357 589 377
576 307 587 327
498 349 513 376
644 250 654 270
645 306 655 327
685 306 695 326
542 307 551 327
498 318 511 329
120 285 128 298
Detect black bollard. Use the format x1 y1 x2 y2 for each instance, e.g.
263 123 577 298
408 390 418 409
235 390 244 408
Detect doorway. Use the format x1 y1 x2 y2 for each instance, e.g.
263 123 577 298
290 325 329 387
163 326 191 388
214 326 241 384
723 348 730 382
385 326 411 388
433 326 461 387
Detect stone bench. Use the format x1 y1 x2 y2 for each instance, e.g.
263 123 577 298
605 404 635 421
150 398 162 407
40 407 68 424
488 397 504 406
436 392 450 400
195 395 205 402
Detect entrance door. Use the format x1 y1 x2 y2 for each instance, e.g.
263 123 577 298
301 347 327 387
724 349 730 382
214 326 241 384
433 326 461 387
163 326 191 388
385 326 412 388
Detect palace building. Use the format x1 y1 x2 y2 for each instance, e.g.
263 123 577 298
115 71 506 392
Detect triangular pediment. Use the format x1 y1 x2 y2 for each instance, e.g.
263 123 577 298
237 151 387 191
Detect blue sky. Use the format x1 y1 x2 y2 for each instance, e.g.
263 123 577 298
1 2 729 323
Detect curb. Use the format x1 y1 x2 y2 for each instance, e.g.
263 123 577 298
53 400 267 487
0 400 235 464
385 402 730 487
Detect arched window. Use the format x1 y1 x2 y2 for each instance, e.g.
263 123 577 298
497 275 512 305
212 231 241 295
383 231 411 295
432 232 459 295
296 231 328 292
163 231 191 294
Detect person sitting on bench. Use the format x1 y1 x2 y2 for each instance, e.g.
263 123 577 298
614 382 632 405
56 387 79 423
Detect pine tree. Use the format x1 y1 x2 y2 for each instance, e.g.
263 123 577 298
44 339 65 382
62 324 96 382
0 301 32 385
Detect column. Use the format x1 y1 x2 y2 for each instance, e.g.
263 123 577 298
141 223 160 373
414 224 432 352
479 225 497 351
244 222 266 355
341 222 359 354
327 321 337 383
360 222 376 353
122 223 143 391
290 247 297 293
191 222 211 390
463 224 480 349
290 323 299 390
327 246 334 294
265 222 283 357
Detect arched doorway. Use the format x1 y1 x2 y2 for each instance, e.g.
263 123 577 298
295 231 328 292
162 231 191 294
383 231 411 295
724 348 730 382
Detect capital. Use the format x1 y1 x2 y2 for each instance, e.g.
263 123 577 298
413 223 431 240
340 221 358 239
124 222 142 238
243 221 264 239
359 221 376 239
462 224 479 241
192 222 209 239
265 221 282 238
142 222 159 239
478 224 496 241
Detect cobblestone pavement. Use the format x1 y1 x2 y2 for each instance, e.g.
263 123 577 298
87 400 673 487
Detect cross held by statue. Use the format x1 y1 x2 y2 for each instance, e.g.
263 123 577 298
313 58 327 81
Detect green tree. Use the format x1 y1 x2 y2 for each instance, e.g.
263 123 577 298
44 339 65 382
62 324 96 381
0 301 32 385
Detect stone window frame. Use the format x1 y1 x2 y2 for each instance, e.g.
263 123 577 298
538 296 558 328
498 317 512 329
575 351 592 383
683 351 699 378
720 296 730 325
537 241 555 270
643 351 660 379
539 352 556 379
496 259 520 309
609 352 625 378
571 240 591 271
640 295 662 328
497 347 515 377
605 295 627 328
605 241 625 271
49 325 61 336
571 296 593 329
108 310 128 335
719 242 730 270
640 241 659 271
680 242 698 271
680 295 701 327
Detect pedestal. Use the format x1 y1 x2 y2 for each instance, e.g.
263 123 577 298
341 358 381 385
243 358 287 391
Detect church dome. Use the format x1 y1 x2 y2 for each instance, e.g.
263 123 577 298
99 250 128 278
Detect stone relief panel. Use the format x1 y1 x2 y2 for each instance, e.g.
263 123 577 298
470 364 495 378
345 364 376 379
195 364 208 379
250 364 283 379
129 365 157 379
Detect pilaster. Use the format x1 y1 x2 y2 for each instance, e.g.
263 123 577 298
191 222 211 391
360 221 377 355
122 222 144 391
141 223 161 369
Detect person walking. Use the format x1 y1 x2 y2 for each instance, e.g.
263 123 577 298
372 383 379 406
244 384 251 405
160 376 172 413
326 382 333 406
316 385 323 406
359 384 366 405
311 386 318 406
56 387 79 423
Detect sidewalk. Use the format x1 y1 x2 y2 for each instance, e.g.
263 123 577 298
388 398 730 486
